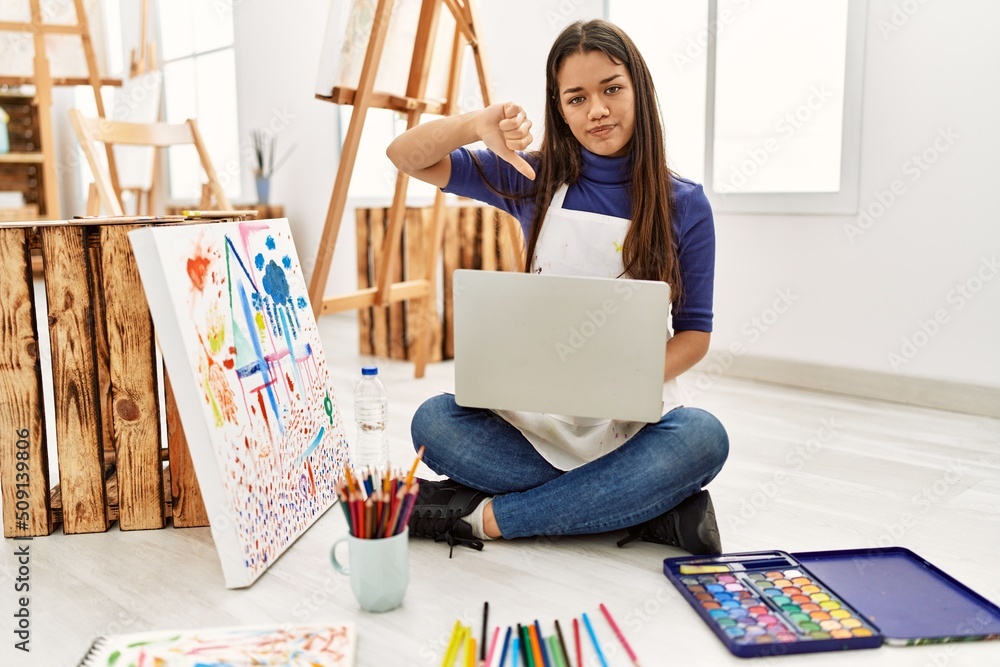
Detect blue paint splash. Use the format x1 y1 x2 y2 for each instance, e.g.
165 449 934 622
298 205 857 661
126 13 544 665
238 281 283 435
295 426 325 465
297 296 307 309
265 236 276 250
262 260 290 304
254 252 265 271
282 255 292 269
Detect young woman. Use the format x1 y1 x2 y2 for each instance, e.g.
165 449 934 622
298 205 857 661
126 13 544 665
387 19 728 555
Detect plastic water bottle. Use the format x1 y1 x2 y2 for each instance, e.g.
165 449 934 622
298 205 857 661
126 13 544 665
353 366 389 472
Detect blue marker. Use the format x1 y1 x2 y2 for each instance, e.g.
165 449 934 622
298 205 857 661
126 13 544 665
535 620 551 667
498 626 512 667
582 613 609 667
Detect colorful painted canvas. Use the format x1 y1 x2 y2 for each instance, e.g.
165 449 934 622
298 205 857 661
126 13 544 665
129 219 350 588
77 622 356 666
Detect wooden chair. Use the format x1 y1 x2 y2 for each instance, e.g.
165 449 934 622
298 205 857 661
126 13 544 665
69 108 231 216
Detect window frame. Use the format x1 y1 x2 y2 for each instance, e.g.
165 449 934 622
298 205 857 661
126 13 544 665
156 1 241 202
702 0 869 215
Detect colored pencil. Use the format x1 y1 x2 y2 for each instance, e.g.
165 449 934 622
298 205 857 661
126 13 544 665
393 485 419 535
581 613 608 667
528 624 544 667
485 626 500 667
534 620 550 667
442 621 464 667
337 488 351 530
573 618 582 667
466 635 476 667
481 602 490 663
512 637 520 667
406 444 426 487
518 624 533 667
553 619 569 667
599 603 640 666
498 626 513 667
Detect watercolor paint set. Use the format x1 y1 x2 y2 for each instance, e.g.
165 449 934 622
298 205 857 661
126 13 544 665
663 547 1000 658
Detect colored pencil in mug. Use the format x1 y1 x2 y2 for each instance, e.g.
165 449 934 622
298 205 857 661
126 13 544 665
393 485 419 535
406 445 426 487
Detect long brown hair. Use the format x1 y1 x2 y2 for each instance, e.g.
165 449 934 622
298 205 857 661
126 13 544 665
525 19 682 303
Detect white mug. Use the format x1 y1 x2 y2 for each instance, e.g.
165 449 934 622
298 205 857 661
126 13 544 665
330 528 409 613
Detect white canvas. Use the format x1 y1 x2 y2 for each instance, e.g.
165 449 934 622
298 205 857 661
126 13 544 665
129 218 350 588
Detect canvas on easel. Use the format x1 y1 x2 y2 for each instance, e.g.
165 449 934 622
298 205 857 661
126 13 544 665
310 0 495 379
0 0 121 218
129 218 350 589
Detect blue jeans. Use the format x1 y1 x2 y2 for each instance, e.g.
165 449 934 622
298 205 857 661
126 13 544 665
410 394 729 539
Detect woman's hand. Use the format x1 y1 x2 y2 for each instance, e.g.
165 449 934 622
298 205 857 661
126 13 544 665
477 102 536 180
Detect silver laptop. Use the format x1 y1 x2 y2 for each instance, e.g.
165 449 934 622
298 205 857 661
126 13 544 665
453 270 670 422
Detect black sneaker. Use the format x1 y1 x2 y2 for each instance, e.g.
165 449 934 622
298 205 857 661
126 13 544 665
616 490 722 555
407 478 490 557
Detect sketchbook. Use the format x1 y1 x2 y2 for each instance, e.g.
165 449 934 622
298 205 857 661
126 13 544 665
77 622 357 666
129 219 350 588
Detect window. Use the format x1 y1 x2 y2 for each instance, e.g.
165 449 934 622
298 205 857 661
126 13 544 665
610 0 867 214
157 0 240 201
608 0 709 183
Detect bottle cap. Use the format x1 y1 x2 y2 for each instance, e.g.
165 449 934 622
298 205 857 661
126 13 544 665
361 366 378 376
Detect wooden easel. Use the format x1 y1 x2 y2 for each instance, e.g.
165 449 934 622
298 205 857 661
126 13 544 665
0 0 121 219
309 0 493 378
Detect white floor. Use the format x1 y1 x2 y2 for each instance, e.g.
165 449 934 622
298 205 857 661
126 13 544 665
2 314 999 666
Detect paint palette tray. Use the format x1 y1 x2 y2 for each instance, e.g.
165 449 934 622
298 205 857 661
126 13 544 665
663 547 1000 658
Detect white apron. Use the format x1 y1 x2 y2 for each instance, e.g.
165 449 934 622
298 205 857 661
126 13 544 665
492 185 683 471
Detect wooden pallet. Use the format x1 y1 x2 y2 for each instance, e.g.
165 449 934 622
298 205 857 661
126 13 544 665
357 203 525 361
0 217 235 537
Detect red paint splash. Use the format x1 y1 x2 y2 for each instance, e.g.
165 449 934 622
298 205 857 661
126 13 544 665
187 252 212 291
285 372 295 392
223 358 234 370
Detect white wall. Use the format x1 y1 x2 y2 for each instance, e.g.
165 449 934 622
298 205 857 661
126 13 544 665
231 1 343 283
230 0 603 299
709 0 1000 391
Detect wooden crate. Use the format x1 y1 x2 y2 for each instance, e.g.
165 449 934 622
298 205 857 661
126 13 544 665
356 204 525 361
0 217 214 537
